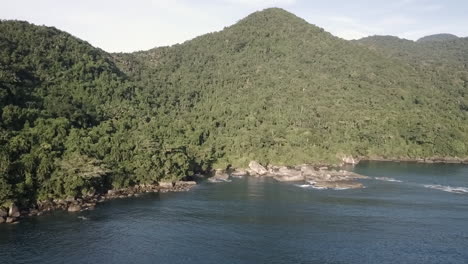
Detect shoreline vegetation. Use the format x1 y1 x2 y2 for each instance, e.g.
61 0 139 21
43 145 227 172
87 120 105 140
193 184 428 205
2 8 468 225
0 181 196 224
2 156 467 225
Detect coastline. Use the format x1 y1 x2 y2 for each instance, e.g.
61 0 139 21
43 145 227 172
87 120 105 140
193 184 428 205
0 181 197 224
3 156 467 224
359 156 468 164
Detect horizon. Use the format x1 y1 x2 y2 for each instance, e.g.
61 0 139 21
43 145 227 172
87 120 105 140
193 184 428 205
1 0 467 52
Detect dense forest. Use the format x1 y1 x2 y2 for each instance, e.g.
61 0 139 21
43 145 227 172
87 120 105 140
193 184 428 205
1 8 467 207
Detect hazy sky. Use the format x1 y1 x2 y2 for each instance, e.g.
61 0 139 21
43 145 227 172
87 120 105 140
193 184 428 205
1 0 467 52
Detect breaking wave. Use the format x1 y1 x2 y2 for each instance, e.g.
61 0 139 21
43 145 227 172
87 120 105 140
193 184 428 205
374 177 403 183
423 184 468 194
296 184 347 190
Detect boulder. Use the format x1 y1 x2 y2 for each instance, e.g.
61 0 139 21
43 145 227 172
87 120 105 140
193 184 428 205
9 204 20 218
67 205 82 212
0 216 5 224
5 217 17 223
300 165 317 177
208 170 230 182
0 208 7 217
230 169 248 177
248 161 268 175
342 155 359 165
159 181 174 188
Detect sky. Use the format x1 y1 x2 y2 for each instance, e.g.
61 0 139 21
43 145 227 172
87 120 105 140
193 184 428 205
1 0 467 52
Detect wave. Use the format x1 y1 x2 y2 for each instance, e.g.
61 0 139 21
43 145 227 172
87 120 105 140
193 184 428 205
296 184 346 190
423 184 468 194
374 177 403 183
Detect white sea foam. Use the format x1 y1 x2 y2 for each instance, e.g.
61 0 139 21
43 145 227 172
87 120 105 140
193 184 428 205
374 177 403 183
423 184 468 194
296 184 343 190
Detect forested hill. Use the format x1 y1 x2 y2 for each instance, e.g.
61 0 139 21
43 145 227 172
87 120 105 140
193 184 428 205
417 34 459 43
355 34 468 67
1 8 468 207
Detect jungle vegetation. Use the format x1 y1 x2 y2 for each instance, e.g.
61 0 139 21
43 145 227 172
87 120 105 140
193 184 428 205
1 8 467 206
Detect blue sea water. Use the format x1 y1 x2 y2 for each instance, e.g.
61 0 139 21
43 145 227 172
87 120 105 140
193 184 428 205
1 162 467 264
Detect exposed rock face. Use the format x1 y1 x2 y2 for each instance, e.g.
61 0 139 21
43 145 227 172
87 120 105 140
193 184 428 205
300 165 317 177
0 217 5 223
245 162 368 189
305 169 368 189
159 181 174 188
175 181 197 186
269 166 304 182
248 161 268 175
342 155 359 165
9 204 20 218
230 169 249 177
208 170 230 182
67 205 82 212
6 217 17 223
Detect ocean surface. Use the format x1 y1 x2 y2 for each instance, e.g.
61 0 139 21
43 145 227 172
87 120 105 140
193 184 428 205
1 162 467 264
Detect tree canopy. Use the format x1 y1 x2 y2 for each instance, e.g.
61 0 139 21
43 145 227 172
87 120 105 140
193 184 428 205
1 8 467 206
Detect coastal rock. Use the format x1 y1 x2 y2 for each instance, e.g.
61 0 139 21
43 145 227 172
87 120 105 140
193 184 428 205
208 170 230 182
65 196 76 203
5 217 17 223
9 204 20 218
248 161 268 175
300 165 318 177
0 217 4 223
159 181 174 188
230 169 248 177
342 155 359 165
67 205 82 212
175 181 197 186
271 166 304 182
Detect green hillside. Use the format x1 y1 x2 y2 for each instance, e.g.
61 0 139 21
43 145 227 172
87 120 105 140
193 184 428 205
118 8 468 166
417 34 459 43
1 8 468 207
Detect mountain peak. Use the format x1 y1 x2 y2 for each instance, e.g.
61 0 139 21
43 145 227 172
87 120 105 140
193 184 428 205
238 7 310 27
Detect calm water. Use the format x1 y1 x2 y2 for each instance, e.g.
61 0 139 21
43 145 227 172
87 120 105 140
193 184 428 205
1 162 468 264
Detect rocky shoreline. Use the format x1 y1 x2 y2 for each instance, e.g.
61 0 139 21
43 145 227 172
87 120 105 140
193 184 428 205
3 156 466 225
0 181 197 225
208 159 369 189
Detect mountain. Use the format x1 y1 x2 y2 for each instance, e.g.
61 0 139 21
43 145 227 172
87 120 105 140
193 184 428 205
417 33 459 43
355 34 468 67
1 8 468 207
